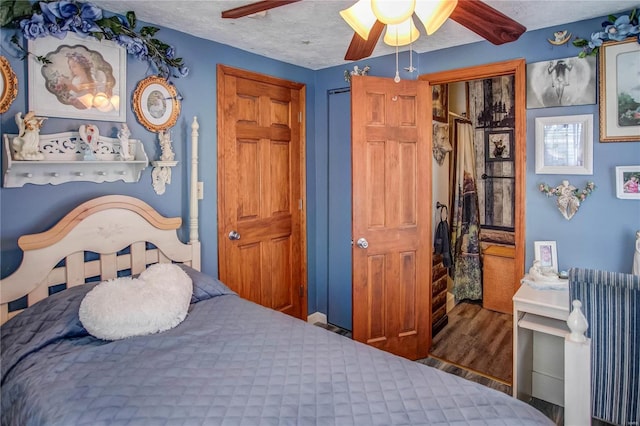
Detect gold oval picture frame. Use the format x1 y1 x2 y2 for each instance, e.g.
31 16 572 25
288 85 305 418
132 76 180 132
0 56 18 114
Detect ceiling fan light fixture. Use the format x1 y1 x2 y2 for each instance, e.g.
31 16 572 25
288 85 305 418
371 0 416 25
340 0 377 40
383 18 420 46
414 0 458 35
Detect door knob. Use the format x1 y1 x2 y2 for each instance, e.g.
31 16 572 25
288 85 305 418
356 237 368 249
228 230 241 240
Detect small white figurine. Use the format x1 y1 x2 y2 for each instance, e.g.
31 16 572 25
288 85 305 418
12 111 46 160
158 129 175 161
528 260 561 283
118 124 134 161
79 124 99 160
633 230 640 276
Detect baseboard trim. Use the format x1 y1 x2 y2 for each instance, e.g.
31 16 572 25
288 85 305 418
307 312 327 324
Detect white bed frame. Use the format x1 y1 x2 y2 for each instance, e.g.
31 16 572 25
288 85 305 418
0 117 201 325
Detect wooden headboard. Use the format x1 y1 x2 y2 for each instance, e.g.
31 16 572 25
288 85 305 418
0 118 202 325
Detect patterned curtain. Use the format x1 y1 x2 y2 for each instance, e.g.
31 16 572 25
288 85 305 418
451 120 482 301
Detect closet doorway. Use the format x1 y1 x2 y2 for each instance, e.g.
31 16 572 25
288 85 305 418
419 59 526 383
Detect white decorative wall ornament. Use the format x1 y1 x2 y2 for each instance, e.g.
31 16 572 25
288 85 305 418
539 180 596 220
432 122 452 166
12 111 46 160
151 129 178 195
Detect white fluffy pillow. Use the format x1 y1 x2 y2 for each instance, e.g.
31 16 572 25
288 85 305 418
79 263 192 340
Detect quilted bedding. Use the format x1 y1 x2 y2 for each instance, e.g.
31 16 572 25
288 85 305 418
1 271 553 426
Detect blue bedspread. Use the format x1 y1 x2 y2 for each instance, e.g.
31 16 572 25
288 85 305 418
1 271 552 425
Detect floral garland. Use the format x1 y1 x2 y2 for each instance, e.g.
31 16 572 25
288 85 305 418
0 0 188 79
539 181 596 201
573 9 639 57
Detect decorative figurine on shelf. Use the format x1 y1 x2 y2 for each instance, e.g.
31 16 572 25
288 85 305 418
117 123 134 161
12 111 46 160
158 129 175 161
79 124 98 160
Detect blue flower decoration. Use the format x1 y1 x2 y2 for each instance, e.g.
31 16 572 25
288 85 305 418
574 9 640 57
5 0 188 79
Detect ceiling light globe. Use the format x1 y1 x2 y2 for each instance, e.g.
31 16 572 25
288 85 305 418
371 0 416 25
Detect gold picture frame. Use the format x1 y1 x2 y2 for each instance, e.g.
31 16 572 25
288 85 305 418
0 55 18 114
598 38 640 142
132 76 180 132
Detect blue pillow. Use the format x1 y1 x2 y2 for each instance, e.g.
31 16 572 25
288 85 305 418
177 264 236 303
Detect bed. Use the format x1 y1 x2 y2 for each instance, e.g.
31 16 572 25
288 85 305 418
0 123 553 426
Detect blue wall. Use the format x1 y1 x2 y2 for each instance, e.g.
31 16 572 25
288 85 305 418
312 15 640 315
1 11 639 317
0 22 317 313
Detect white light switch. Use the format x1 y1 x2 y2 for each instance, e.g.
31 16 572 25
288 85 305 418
197 181 204 200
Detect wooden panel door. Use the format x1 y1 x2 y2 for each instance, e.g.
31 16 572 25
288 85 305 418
217 65 306 320
351 75 432 360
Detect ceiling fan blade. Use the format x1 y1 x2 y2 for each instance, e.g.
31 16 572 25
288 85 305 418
344 20 385 61
221 1 301 19
450 0 526 45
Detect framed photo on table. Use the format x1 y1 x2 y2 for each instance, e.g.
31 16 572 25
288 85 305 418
534 241 558 272
28 32 126 121
132 76 181 132
599 38 640 142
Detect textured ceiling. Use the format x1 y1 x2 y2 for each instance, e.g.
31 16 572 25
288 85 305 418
92 0 638 70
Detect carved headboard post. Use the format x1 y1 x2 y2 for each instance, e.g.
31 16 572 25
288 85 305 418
189 117 200 245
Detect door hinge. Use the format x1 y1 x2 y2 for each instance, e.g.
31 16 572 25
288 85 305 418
298 111 302 122
298 199 303 210
299 284 305 298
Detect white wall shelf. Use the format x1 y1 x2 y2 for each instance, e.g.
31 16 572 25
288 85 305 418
3 131 149 187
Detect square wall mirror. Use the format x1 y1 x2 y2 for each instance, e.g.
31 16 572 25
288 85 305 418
535 114 593 175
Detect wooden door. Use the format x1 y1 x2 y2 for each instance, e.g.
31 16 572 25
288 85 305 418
351 75 432 360
217 65 306 320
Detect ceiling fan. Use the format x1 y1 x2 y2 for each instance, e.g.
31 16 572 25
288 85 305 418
221 0 526 61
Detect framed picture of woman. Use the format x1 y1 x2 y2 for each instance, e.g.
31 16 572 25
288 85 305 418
28 33 126 121
132 76 181 132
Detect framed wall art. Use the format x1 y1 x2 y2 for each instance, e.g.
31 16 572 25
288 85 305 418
132 76 181 132
526 55 596 109
485 129 513 161
432 83 448 123
599 38 640 142
535 114 593 175
615 165 640 199
534 240 558 272
27 32 126 121
0 55 18 114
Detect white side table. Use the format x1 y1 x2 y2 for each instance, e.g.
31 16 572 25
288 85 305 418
512 283 570 406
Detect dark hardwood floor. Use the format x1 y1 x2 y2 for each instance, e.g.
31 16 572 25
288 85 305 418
429 300 512 384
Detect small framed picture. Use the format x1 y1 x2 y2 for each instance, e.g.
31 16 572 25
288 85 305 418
132 76 181 132
615 165 640 199
534 241 558 272
485 129 513 161
432 83 448 123
535 114 593 175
